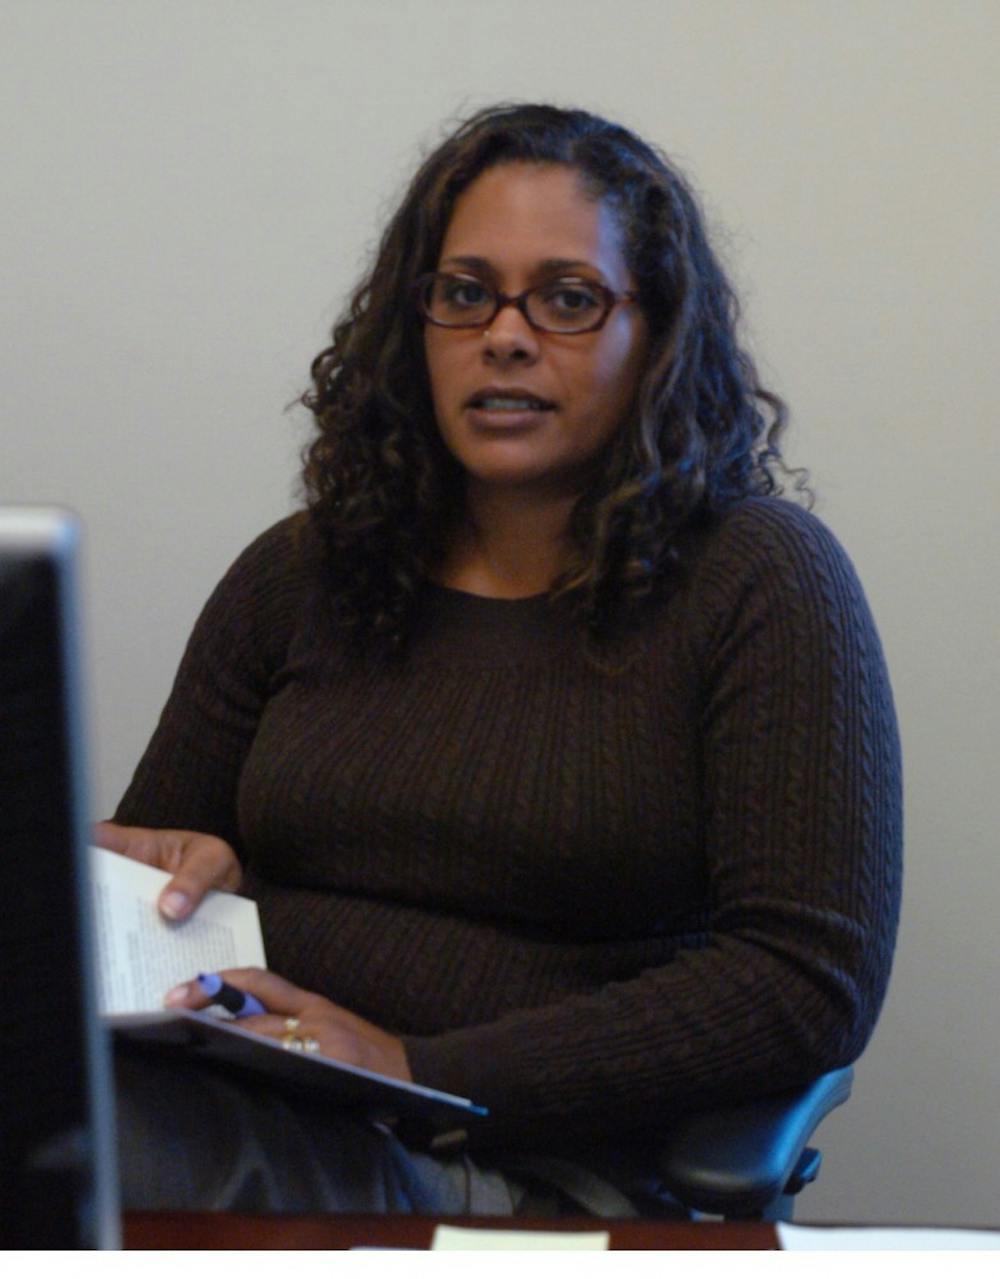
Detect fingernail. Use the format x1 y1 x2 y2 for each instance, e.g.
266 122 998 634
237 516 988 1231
164 983 189 1007
160 890 190 920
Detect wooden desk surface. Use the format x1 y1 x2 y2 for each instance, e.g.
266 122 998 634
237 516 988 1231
123 1211 777 1250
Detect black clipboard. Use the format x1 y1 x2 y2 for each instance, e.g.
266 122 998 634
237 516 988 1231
109 1009 487 1144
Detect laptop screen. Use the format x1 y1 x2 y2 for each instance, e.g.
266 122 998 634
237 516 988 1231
0 508 119 1248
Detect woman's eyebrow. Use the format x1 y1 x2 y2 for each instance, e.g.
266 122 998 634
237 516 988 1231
439 254 603 277
536 257 600 275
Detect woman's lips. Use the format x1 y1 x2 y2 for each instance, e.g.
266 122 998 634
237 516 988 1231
467 404 553 430
465 394 555 430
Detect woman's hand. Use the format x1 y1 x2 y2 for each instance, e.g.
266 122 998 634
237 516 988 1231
93 820 242 921
165 967 412 1083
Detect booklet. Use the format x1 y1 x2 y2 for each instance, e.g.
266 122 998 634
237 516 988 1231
89 845 267 1014
90 846 486 1136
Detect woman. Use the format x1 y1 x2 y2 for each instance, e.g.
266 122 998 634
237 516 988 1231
102 103 902 1215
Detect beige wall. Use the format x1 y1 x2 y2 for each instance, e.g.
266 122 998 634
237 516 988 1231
4 0 998 1224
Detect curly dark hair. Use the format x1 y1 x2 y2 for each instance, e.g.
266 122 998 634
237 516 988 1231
302 102 804 655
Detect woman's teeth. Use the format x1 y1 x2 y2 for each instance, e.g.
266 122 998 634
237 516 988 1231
477 397 549 410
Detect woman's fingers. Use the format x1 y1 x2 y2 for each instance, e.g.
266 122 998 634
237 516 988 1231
92 821 242 920
164 968 411 1081
234 1013 320 1040
158 834 242 919
211 967 314 1012
165 968 313 1015
239 1009 411 1079
92 820 165 865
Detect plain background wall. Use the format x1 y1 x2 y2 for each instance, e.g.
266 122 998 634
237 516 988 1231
3 0 998 1225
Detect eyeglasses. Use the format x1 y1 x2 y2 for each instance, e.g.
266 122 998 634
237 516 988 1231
413 272 637 335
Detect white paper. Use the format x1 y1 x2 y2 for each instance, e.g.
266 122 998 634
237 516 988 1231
89 845 266 1014
778 1223 1000 1251
432 1224 609 1250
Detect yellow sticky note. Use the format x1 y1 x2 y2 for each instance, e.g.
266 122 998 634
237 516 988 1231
431 1224 609 1250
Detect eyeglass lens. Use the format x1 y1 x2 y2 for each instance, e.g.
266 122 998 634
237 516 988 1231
421 274 611 333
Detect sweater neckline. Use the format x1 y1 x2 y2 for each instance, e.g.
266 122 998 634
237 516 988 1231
413 582 575 667
426 582 551 606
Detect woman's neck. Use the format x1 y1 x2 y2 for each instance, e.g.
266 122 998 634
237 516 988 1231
435 486 577 599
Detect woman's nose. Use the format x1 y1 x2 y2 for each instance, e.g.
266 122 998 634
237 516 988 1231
481 303 540 364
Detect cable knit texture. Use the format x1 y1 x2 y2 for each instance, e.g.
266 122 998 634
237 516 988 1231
115 497 902 1154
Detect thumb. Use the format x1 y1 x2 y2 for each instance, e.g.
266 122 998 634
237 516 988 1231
158 836 241 921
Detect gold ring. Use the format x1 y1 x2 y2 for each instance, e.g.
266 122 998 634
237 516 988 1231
281 1033 305 1052
302 1036 320 1054
284 1017 300 1032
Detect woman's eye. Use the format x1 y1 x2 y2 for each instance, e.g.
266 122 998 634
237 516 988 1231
443 279 490 308
542 283 601 315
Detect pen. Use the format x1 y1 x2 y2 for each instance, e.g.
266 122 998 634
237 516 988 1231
196 972 267 1018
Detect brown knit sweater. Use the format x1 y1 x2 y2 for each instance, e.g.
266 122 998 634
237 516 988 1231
115 497 901 1154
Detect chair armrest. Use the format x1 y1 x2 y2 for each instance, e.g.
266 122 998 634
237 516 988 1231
657 1066 854 1217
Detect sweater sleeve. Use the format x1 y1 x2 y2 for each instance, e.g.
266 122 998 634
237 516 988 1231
402 501 903 1148
113 515 309 854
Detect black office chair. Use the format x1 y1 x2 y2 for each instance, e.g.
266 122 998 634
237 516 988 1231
657 1067 854 1221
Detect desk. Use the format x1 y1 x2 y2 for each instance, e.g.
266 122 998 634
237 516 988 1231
123 1211 777 1249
